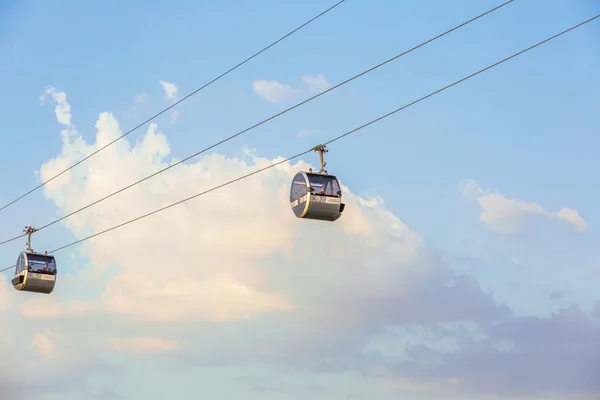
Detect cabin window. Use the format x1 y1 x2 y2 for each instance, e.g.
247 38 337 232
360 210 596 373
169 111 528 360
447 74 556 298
27 254 56 274
48 258 57 274
308 175 341 197
328 179 341 196
16 254 25 274
290 173 308 201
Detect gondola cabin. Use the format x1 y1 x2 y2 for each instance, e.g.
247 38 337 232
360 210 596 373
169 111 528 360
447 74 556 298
290 171 345 221
12 251 57 294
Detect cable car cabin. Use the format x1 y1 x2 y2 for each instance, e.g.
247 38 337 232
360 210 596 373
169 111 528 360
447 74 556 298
12 252 57 294
290 171 345 221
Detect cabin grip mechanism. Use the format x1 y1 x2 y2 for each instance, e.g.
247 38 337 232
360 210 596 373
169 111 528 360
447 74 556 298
313 144 328 174
24 226 37 253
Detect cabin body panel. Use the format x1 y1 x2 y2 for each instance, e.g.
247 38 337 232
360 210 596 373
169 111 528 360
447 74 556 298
303 194 342 221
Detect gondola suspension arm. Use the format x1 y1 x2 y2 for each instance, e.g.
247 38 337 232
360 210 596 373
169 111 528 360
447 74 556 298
312 145 328 174
24 226 37 253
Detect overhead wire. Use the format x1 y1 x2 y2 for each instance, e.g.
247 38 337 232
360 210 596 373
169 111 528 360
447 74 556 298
0 0 347 214
2 11 597 274
0 0 515 248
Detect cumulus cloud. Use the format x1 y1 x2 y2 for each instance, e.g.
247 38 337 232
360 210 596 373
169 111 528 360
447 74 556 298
157 80 181 122
459 178 588 233
554 207 588 230
301 74 332 92
159 80 178 100
14 86 597 399
251 80 300 103
252 74 332 103
40 86 72 127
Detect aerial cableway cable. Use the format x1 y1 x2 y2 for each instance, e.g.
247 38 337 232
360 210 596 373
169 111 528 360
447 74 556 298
0 0 515 247
2 11 597 274
0 0 347 214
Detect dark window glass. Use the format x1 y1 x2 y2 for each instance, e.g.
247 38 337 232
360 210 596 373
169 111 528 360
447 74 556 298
290 174 308 201
27 254 57 275
15 254 24 274
307 175 341 197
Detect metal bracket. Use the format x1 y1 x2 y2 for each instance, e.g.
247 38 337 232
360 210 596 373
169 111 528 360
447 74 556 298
23 226 37 253
313 145 328 174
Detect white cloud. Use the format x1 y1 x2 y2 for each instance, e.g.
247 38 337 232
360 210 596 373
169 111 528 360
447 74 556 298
40 86 72 127
159 80 178 100
251 80 300 103
252 74 332 104
457 178 483 197
137 86 180 123
159 81 181 124
38 86 92 195
459 178 588 233
554 207 588 231
301 74 332 92
102 274 293 323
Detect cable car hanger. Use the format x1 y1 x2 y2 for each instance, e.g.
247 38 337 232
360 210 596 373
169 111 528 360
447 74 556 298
24 226 36 252
310 145 328 174
23 226 50 256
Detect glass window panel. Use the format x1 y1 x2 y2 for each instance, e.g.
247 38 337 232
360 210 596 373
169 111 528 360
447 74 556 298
27 254 57 274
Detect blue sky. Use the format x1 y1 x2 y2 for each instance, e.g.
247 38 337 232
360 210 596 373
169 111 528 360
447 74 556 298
0 0 599 399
